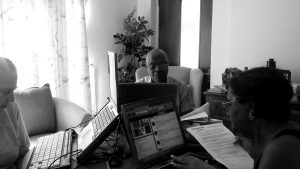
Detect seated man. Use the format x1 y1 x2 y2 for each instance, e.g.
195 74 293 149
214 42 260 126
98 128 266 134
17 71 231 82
0 57 30 169
136 48 194 115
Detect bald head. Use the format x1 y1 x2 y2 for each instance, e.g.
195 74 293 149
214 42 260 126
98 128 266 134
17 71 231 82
146 48 169 65
146 48 169 83
0 57 17 89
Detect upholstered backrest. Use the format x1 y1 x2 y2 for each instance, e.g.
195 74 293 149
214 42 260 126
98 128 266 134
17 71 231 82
168 66 191 84
135 66 204 108
14 84 56 136
135 66 148 81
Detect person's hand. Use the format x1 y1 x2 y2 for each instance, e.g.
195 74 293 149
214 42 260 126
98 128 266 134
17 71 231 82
170 154 215 169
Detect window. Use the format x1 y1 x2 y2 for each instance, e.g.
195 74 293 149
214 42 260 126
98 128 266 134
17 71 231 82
180 0 200 68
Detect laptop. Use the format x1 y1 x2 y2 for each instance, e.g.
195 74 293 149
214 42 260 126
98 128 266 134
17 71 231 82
76 98 120 163
121 96 188 169
24 98 120 169
118 83 179 112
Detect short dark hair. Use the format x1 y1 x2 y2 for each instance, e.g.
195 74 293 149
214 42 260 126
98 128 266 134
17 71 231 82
228 67 293 122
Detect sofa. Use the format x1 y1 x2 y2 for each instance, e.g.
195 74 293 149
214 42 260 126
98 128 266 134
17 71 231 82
13 84 91 145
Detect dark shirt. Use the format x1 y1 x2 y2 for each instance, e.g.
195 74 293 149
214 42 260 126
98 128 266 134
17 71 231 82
253 128 300 169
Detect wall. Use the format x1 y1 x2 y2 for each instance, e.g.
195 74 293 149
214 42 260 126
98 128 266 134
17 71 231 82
211 0 300 87
211 0 231 87
137 0 159 48
85 0 159 111
85 0 137 110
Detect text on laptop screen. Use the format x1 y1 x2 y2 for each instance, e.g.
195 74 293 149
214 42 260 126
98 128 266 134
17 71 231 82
126 101 184 161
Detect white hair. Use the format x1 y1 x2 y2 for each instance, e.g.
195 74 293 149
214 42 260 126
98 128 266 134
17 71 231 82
0 57 17 85
0 57 16 72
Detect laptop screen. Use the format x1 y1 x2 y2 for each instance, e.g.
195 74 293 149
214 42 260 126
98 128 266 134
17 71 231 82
121 97 185 168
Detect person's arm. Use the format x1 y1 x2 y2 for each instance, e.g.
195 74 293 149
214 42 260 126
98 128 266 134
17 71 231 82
258 135 300 169
15 104 30 169
15 157 25 169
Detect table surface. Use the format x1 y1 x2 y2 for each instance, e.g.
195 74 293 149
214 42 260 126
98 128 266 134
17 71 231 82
22 122 227 169
73 121 227 169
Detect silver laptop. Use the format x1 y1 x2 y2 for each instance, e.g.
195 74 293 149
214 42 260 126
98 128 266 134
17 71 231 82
23 98 120 169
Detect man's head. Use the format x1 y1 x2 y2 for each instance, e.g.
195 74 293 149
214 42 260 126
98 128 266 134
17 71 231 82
146 48 169 83
0 57 17 109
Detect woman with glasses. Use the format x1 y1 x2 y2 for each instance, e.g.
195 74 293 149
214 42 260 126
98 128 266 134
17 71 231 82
171 67 300 169
0 57 30 169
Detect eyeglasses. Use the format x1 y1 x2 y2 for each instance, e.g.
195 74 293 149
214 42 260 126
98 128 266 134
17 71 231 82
147 63 168 70
222 99 244 109
0 89 15 97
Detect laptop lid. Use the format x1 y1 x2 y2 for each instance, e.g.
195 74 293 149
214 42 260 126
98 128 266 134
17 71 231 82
76 98 120 163
107 51 118 106
121 96 186 169
118 83 179 112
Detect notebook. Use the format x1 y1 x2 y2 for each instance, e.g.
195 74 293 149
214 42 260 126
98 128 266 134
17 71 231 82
121 96 187 169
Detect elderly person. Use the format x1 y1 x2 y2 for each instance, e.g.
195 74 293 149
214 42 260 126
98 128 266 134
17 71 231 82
171 67 300 169
136 48 194 115
0 57 30 169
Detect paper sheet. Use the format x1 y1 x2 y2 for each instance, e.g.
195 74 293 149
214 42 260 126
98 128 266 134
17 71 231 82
180 111 208 121
187 123 253 169
180 103 209 121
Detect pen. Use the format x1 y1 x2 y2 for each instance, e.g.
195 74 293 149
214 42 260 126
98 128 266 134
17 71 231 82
106 161 110 169
186 152 215 164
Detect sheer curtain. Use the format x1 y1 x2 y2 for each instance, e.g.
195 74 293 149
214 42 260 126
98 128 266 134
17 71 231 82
0 0 92 112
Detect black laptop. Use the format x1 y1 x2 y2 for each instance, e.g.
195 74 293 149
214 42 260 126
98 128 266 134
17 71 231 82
121 96 188 169
117 83 179 112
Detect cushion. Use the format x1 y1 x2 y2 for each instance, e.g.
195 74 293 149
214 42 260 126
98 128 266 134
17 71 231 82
14 84 56 136
186 84 194 107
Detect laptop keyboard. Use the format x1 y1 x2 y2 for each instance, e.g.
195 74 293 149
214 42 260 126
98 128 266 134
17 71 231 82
27 130 72 169
91 105 117 138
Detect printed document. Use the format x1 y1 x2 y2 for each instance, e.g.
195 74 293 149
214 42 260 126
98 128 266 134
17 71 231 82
187 123 253 169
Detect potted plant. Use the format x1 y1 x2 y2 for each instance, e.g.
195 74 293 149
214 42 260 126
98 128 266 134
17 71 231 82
113 8 155 82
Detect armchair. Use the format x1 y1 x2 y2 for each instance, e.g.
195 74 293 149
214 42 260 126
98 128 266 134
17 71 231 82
135 66 204 108
14 84 91 144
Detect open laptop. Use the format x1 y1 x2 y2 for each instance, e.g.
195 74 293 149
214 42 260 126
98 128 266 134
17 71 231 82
121 96 188 169
118 83 179 113
23 98 120 169
76 98 120 163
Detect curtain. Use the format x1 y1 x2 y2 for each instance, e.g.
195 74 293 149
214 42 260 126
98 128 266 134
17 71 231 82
158 0 181 66
0 0 92 113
